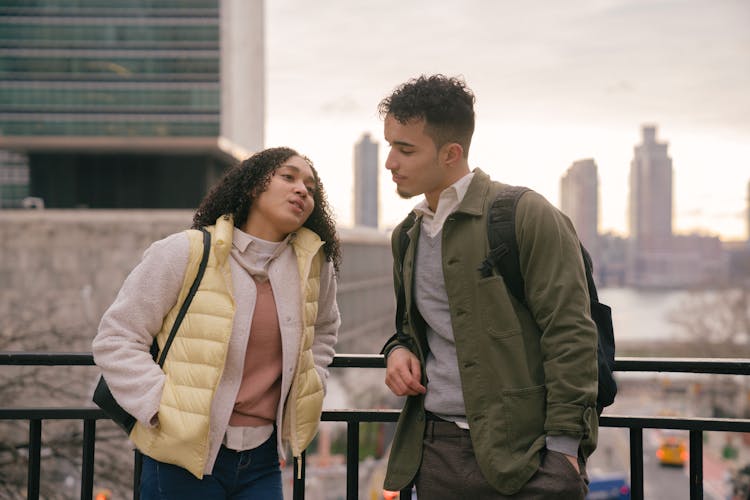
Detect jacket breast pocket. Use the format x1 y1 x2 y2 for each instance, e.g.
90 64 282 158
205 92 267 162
477 276 522 339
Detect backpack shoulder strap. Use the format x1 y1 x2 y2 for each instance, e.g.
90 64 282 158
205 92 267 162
579 243 600 302
478 185 530 305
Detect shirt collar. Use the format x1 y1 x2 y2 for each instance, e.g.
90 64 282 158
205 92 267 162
232 226 292 255
413 172 474 217
450 171 475 206
413 172 474 237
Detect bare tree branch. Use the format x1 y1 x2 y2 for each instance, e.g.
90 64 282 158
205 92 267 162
668 287 750 358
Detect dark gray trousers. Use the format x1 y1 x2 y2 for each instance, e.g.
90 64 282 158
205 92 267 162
414 420 588 499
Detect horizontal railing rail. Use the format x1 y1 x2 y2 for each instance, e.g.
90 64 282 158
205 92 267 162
5 351 750 373
2 352 750 500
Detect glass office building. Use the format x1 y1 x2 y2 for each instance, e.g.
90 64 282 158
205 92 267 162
0 0 264 208
0 150 28 207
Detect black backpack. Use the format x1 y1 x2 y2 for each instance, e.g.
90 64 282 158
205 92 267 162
395 185 617 414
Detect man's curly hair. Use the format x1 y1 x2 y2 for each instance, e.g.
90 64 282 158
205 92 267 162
192 146 340 271
378 74 475 157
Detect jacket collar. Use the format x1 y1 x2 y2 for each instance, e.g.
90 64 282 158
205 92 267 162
290 226 324 255
213 215 235 265
454 168 491 216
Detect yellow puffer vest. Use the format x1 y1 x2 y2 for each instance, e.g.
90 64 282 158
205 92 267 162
281 227 325 467
130 215 325 478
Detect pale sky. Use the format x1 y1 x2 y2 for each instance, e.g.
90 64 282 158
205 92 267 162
264 0 750 240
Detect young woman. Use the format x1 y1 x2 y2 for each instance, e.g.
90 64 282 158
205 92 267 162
92 147 341 499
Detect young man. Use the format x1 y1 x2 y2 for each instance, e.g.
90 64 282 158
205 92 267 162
379 75 598 498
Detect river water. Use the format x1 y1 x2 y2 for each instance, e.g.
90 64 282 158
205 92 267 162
598 287 692 342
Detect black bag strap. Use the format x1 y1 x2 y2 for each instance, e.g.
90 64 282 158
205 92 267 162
580 243 600 302
478 186 530 305
155 227 211 367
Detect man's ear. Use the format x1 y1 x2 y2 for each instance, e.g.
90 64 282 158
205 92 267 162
442 142 464 167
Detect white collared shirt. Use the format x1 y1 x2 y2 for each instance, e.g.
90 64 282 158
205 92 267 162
412 172 475 237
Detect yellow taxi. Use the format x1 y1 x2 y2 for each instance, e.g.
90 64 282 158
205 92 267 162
656 434 688 466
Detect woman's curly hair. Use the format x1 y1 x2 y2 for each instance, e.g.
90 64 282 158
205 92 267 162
192 147 340 271
378 74 475 157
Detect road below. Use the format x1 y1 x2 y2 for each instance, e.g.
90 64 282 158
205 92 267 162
589 388 733 499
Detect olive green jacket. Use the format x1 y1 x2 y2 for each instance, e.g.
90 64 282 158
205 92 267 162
383 169 598 495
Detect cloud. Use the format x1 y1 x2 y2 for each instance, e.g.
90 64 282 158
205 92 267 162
319 97 363 116
605 81 636 94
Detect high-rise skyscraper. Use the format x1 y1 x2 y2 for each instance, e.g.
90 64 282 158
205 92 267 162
628 125 673 252
560 158 599 257
0 0 264 208
622 125 728 288
353 132 379 228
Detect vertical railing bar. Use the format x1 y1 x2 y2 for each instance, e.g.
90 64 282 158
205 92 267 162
629 427 644 500
293 451 306 500
346 420 360 500
27 419 42 500
80 419 95 500
133 449 143 500
689 429 703 500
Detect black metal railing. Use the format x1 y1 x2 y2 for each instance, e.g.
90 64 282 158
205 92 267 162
1 352 750 500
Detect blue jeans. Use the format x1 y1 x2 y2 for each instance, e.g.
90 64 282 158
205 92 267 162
140 431 282 500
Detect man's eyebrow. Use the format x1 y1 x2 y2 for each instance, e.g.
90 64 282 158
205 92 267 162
390 140 415 148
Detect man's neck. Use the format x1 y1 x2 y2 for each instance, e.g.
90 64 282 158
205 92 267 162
425 167 471 211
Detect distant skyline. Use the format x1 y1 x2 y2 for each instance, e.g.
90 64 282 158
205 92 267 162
264 0 750 240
